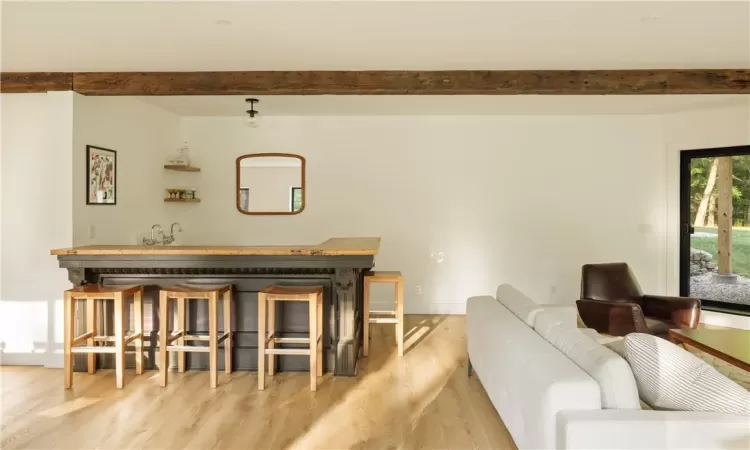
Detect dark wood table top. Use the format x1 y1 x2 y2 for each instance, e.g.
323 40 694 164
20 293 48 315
669 328 750 372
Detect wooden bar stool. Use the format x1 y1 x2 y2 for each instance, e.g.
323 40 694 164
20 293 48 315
63 284 144 389
363 271 404 357
159 284 233 389
258 285 323 391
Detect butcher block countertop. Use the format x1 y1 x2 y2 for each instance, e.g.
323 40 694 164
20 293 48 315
51 237 381 256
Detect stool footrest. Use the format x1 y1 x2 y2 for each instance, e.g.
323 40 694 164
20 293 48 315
93 336 115 342
268 335 310 344
370 310 397 316
167 345 210 353
369 318 399 324
265 334 322 345
72 346 117 354
265 348 311 356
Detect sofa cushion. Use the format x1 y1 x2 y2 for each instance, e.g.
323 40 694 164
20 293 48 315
534 310 641 410
495 284 543 326
607 333 750 415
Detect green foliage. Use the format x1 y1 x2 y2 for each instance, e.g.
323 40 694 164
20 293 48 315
690 156 750 226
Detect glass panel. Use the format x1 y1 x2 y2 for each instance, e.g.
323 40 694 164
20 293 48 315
688 155 750 307
291 187 303 212
237 154 304 214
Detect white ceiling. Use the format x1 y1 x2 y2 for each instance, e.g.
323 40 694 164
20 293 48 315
140 95 750 116
2 1 749 71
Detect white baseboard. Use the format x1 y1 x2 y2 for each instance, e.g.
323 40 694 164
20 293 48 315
0 351 62 368
0 352 48 366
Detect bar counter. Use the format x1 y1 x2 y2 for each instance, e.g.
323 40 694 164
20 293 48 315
51 237 380 376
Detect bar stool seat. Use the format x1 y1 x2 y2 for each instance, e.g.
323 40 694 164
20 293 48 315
258 285 323 391
64 284 144 389
363 271 404 357
159 284 233 389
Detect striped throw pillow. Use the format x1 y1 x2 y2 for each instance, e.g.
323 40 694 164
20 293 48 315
606 333 750 415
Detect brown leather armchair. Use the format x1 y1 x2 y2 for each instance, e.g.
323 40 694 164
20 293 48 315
576 263 700 338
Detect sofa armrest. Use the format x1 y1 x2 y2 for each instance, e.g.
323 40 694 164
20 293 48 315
557 409 750 449
642 295 701 328
576 299 649 336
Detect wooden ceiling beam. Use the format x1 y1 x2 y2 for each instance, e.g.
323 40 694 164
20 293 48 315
2 70 749 95
1 72 73 93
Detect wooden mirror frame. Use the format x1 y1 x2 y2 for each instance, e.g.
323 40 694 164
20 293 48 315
235 153 306 215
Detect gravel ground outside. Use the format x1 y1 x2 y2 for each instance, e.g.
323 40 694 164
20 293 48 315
690 273 750 306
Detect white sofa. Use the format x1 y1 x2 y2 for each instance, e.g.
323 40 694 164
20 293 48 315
466 284 750 450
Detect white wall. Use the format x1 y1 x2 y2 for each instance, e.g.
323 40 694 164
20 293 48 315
180 115 667 313
73 95 181 245
663 100 750 295
0 92 74 366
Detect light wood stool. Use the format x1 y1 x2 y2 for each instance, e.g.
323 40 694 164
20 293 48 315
63 284 144 389
258 285 323 391
159 284 233 389
363 271 404 357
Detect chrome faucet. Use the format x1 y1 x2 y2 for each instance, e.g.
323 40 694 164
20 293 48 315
162 222 182 245
143 224 164 245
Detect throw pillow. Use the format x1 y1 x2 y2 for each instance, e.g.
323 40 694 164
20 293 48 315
606 333 750 415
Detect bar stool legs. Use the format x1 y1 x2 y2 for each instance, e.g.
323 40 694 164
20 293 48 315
159 290 169 388
363 271 405 357
267 295 275 376
177 297 186 373
63 291 73 389
86 297 97 374
114 293 125 389
63 284 144 389
258 292 266 390
258 286 324 392
309 294 318 391
223 289 233 375
159 284 233 389
134 289 144 375
208 292 218 389
396 280 404 357
317 291 323 378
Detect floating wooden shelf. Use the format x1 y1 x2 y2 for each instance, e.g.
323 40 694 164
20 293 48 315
164 198 201 203
164 165 201 172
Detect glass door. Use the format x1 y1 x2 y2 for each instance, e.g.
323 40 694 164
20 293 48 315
680 146 750 313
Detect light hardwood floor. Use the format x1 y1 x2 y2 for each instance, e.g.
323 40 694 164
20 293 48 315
0 315 516 450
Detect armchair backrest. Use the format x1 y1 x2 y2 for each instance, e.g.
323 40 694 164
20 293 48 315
581 263 643 302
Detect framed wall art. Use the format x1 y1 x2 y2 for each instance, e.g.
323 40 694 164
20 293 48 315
86 145 117 205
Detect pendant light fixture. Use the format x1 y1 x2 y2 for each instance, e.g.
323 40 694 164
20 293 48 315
243 98 261 128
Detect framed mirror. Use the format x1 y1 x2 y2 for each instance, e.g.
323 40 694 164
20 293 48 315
236 153 305 215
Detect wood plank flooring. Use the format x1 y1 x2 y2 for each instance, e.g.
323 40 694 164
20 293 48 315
0 315 516 450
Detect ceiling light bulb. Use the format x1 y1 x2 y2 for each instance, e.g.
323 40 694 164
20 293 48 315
243 112 261 128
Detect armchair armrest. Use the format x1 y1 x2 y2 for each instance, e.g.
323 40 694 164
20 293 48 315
642 295 701 329
576 299 649 336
